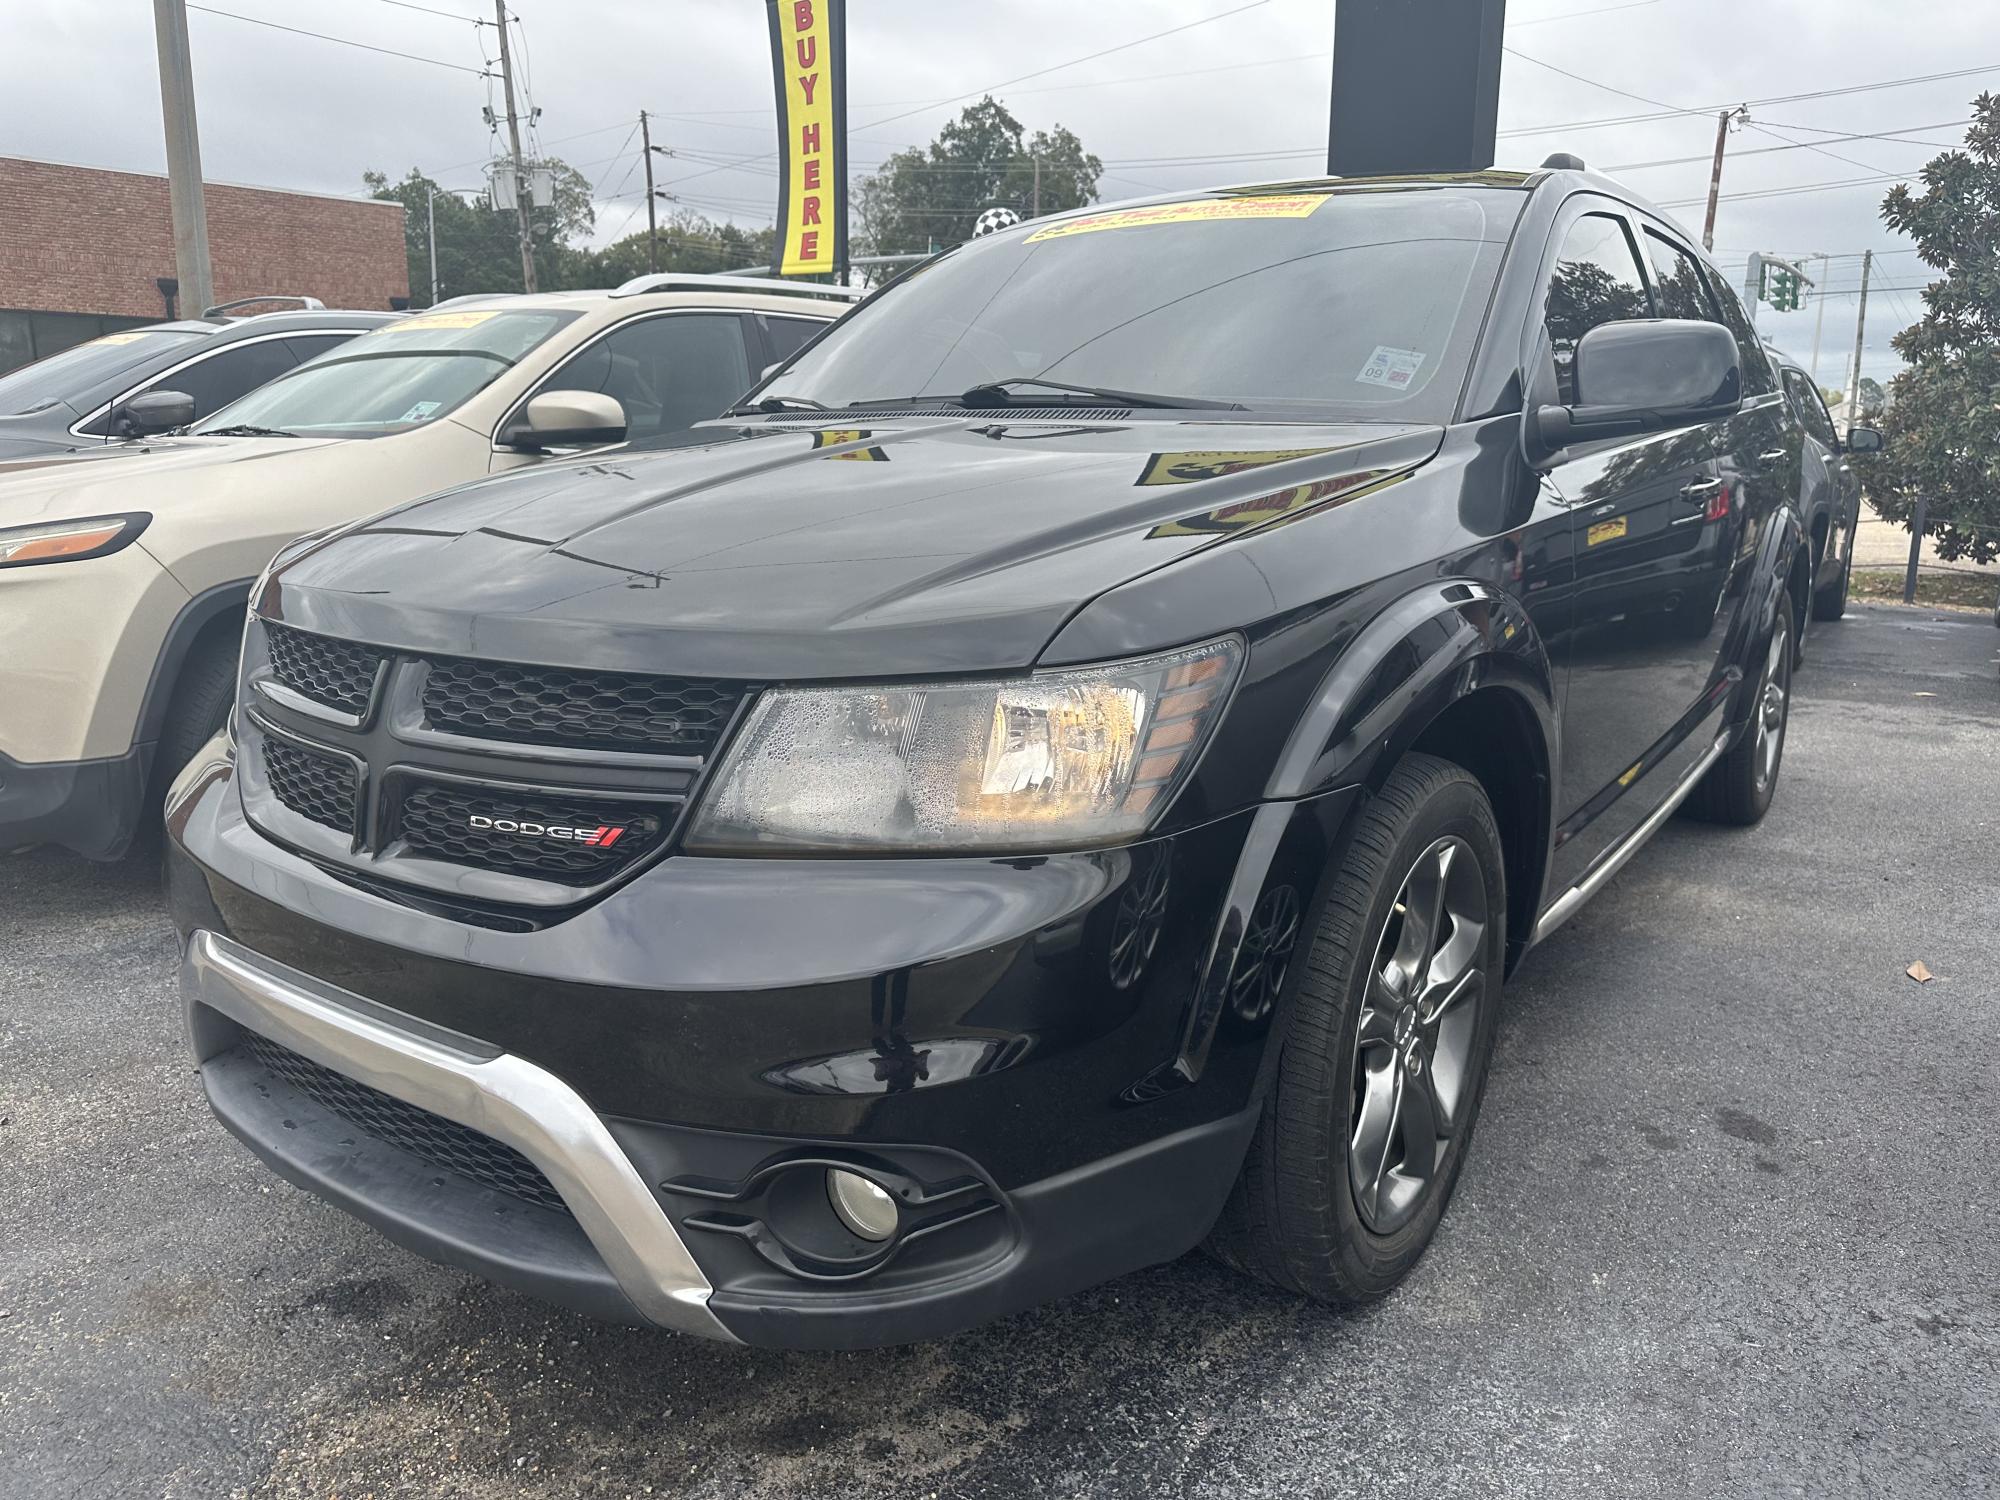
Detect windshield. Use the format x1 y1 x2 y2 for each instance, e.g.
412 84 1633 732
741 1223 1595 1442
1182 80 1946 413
193 308 576 437
757 187 1522 423
0 329 204 415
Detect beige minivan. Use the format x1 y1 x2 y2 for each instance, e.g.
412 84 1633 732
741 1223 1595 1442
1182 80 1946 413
0 275 856 858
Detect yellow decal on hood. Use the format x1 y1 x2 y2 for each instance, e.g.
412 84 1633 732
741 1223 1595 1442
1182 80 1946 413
1135 448 1339 486
1025 194 1328 243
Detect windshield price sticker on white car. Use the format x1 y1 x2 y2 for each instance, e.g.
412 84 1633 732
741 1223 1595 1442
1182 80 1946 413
1024 194 1330 243
1355 346 1426 390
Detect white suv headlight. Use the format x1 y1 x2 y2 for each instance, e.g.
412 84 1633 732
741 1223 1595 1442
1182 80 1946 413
687 637 1242 854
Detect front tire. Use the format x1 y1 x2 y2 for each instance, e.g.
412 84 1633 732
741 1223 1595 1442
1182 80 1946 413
1207 753 1506 1303
1811 546 1851 621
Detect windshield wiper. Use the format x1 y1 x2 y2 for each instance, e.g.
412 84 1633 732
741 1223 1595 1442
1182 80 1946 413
958 377 1240 412
723 394 828 416
201 424 299 438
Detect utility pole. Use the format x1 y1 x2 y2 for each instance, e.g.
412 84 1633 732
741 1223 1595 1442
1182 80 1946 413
1032 151 1041 218
1807 252 1829 385
426 184 439 305
492 1 536 294
152 0 214 316
1844 249 1874 430
1701 105 1749 253
641 110 659 274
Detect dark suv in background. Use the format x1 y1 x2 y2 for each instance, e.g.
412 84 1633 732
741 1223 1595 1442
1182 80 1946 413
0 299 395 463
168 163 1813 1349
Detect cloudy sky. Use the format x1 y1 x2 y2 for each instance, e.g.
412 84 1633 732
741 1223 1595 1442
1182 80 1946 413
8 0 1994 383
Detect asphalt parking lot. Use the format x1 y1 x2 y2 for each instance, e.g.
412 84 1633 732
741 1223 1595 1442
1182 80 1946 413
2 601 1996 1500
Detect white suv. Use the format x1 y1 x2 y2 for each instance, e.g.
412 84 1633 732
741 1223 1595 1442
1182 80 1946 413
0 275 856 859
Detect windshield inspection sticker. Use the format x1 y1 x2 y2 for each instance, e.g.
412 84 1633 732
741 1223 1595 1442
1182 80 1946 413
1024 194 1329 242
1355 346 1426 391
397 400 442 423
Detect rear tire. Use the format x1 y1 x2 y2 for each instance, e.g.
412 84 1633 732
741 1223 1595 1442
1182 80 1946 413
1685 589 1793 826
1207 753 1506 1304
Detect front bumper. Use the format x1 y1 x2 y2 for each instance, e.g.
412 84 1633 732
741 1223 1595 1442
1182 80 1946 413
170 745 1353 1346
0 745 151 859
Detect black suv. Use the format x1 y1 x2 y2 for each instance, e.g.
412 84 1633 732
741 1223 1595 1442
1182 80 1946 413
168 165 1810 1349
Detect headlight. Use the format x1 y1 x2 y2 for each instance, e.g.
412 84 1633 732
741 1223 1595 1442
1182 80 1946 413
0 512 150 569
687 637 1241 854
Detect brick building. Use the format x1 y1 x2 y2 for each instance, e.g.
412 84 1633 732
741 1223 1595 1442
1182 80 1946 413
0 156 407 373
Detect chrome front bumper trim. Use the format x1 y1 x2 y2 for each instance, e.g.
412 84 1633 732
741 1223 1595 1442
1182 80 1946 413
181 929 735 1342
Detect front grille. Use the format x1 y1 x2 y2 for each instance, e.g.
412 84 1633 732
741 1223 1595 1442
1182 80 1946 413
243 1031 570 1217
261 737 357 834
396 781 667 882
422 656 744 757
265 623 385 716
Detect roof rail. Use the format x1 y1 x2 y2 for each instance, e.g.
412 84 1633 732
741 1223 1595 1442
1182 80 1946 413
609 272 865 302
202 294 327 318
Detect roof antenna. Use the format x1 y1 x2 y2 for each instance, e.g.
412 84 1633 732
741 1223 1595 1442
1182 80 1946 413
1541 152 1587 170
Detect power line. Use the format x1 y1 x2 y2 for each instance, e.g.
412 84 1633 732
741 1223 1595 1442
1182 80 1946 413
185 4 488 75
367 0 481 20
662 0 1274 191
1605 121 1968 171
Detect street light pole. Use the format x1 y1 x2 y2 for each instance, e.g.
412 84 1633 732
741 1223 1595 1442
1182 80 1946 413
492 0 536 295
1807 252 1829 385
427 184 439 305
152 0 214 315
1844 249 1874 430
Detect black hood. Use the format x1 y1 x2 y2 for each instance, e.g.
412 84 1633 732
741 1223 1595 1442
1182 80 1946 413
271 415 1441 679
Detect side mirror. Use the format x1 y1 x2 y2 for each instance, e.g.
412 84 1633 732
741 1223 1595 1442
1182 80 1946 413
115 389 197 437
1523 319 1741 467
506 391 627 450
1844 425 1883 455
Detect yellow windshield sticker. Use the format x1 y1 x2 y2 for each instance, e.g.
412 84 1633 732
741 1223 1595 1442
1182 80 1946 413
1587 516 1629 547
388 309 502 332
87 332 148 346
1025 195 1328 243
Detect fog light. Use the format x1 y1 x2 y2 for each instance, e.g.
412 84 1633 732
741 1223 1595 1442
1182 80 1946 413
826 1169 898 1241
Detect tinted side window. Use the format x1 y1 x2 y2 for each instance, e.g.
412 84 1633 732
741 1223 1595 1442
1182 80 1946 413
283 334 355 365
1783 368 1838 446
541 314 753 441
1641 230 1717 322
1545 213 1651 403
164 339 301 420
1704 273 1776 396
761 315 827 366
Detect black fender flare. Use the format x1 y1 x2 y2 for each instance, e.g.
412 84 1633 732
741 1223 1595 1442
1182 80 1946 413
1263 579 1560 804
131 577 253 751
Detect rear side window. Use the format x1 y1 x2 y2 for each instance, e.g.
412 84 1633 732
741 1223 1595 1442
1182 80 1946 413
1544 213 1651 403
283 334 355 365
1783 368 1839 446
535 313 753 442
164 338 301 420
1641 230 1718 322
1704 273 1776 396
761 315 827 366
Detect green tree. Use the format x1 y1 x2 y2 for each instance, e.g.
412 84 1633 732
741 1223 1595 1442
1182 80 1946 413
583 211 776 283
1855 94 2000 562
855 97 1102 258
365 158 599 305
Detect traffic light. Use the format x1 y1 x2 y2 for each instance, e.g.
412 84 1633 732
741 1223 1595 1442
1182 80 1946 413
1758 262 1802 313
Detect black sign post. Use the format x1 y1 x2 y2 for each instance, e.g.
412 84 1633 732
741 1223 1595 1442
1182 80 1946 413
1328 0 1508 178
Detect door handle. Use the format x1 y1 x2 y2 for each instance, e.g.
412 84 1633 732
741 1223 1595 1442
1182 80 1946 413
1756 448 1789 466
1679 477 1725 500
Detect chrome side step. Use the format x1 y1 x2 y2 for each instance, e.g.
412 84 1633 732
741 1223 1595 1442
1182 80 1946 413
1531 729 1731 946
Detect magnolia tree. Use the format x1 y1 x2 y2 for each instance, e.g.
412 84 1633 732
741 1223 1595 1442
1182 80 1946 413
1857 93 2000 563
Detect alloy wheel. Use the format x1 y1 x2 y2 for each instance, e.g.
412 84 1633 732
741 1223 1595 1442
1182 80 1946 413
1753 612 1790 795
1348 835 1489 1236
